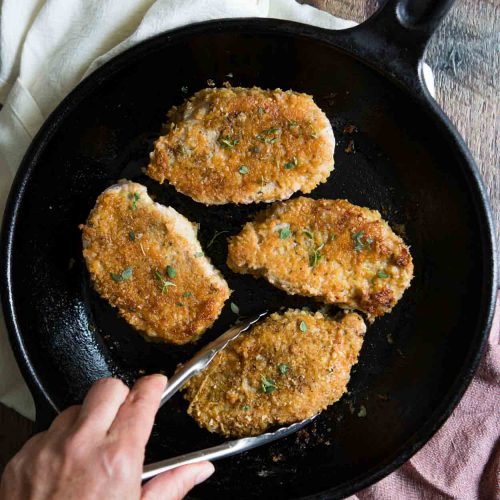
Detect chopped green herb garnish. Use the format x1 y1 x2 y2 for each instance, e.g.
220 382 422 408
153 269 176 294
256 127 280 143
176 302 184 307
299 320 307 333
278 363 289 375
239 165 249 174
121 267 133 280
330 234 336 241
129 231 136 241
207 230 229 248
377 270 389 279
309 243 324 268
219 136 239 148
243 404 250 411
161 282 176 293
279 225 291 240
111 266 133 283
357 405 367 418
288 120 299 128
303 230 314 239
352 231 372 252
129 192 140 210
261 375 277 394
230 302 240 315
194 251 204 257
166 265 176 278
261 126 279 134
353 232 364 252
284 156 298 170
257 107 266 115
309 252 319 267
182 291 192 298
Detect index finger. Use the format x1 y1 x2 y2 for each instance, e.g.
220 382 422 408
108 374 166 448
77 378 130 435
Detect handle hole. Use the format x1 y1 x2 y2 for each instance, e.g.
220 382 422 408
396 0 454 29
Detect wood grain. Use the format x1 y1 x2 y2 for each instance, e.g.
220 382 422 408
426 0 499 246
1 0 498 477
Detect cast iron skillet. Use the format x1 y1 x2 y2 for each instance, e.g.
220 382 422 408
1 0 497 498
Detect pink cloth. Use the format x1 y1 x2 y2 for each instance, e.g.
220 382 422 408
350 293 500 500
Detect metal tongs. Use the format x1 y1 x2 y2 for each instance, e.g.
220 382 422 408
142 312 317 480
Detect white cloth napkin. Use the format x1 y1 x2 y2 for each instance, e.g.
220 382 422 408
0 0 433 421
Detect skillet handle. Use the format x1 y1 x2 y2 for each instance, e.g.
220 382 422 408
361 0 455 51
341 0 455 91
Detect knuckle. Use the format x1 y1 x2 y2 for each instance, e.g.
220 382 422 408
180 473 198 496
2 461 22 488
128 391 151 407
22 432 44 449
171 477 193 500
51 405 81 426
17 433 45 458
126 393 157 420
60 432 87 460
4 455 21 476
64 404 82 415
102 445 138 480
33 446 54 470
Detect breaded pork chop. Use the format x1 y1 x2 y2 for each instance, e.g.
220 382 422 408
227 197 413 320
147 87 335 204
183 309 365 438
80 181 230 344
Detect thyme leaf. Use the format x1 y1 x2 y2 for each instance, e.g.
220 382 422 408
261 376 277 394
111 266 133 282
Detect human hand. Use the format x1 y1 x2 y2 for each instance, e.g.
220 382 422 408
0 375 214 500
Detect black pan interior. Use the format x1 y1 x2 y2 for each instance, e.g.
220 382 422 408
3 21 496 499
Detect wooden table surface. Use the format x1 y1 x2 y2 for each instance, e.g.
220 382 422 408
1 0 498 478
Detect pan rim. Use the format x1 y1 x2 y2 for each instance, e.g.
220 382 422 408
0 18 497 499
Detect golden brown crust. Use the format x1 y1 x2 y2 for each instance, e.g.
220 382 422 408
146 87 334 205
227 197 414 320
183 309 366 437
80 181 230 344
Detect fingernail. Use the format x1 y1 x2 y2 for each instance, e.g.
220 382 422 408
195 462 215 485
151 373 168 388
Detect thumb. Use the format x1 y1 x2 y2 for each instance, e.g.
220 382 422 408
141 462 214 500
